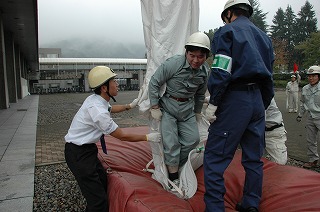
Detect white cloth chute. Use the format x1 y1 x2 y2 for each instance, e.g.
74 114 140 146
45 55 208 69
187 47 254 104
138 0 208 199
144 114 209 199
138 0 199 112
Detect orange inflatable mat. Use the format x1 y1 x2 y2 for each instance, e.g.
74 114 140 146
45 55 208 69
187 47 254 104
97 126 320 212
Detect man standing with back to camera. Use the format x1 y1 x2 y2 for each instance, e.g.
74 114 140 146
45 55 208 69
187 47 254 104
204 0 274 211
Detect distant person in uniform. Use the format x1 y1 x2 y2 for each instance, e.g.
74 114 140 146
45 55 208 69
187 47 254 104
204 0 274 211
296 65 320 169
286 73 301 113
148 32 211 189
64 66 160 211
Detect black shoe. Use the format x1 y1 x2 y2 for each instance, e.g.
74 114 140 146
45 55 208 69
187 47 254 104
236 203 258 212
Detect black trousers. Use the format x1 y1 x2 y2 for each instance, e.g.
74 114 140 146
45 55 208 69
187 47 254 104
65 142 108 212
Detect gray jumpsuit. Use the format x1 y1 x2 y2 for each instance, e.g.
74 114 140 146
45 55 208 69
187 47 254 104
149 55 209 167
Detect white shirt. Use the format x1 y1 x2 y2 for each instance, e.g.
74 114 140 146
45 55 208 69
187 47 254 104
65 94 118 145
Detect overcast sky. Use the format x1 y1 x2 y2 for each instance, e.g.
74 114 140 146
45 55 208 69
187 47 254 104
38 0 320 46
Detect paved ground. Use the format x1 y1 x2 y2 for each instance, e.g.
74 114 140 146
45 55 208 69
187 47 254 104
35 89 317 166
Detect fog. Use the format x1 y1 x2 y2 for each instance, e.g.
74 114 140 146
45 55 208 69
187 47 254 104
38 0 320 58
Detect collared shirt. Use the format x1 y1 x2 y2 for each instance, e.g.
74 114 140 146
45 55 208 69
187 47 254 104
300 82 320 119
65 94 118 145
149 54 209 113
208 16 274 108
265 98 283 128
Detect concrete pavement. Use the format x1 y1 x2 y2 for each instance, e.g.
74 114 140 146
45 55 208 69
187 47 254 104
0 95 38 211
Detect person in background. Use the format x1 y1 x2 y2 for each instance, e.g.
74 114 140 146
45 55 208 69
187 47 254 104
64 66 160 211
286 73 301 113
296 65 320 169
148 32 211 189
204 0 274 211
265 98 288 165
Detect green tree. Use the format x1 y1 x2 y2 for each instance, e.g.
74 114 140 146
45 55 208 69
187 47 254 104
295 32 320 68
204 28 219 43
272 38 289 72
270 8 286 39
283 6 297 68
270 8 289 70
204 29 219 66
292 1 317 69
248 0 268 32
295 1 318 45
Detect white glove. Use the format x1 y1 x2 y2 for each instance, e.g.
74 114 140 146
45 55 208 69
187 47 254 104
195 113 202 122
146 132 161 142
129 98 139 108
205 104 217 123
204 96 210 104
150 108 162 120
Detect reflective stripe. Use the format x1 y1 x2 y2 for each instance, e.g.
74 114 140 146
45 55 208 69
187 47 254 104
211 54 232 73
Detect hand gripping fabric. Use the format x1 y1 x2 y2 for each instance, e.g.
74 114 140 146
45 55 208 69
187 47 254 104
143 113 209 199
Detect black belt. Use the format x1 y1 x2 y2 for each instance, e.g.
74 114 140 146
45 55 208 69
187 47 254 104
265 123 283 131
228 83 259 91
169 95 190 102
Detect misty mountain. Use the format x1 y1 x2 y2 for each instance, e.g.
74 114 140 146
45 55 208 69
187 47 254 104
40 37 146 58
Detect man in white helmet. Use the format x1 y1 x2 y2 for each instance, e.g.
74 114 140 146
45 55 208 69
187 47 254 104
204 0 274 211
64 66 160 211
296 65 320 169
286 73 301 113
148 32 211 188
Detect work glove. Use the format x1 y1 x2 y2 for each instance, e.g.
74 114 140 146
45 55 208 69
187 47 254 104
129 98 139 108
150 108 162 120
205 104 217 123
195 113 202 122
204 96 210 104
296 115 302 122
146 132 161 143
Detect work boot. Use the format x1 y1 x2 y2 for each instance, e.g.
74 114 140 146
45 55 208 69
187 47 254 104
236 203 258 212
303 160 318 168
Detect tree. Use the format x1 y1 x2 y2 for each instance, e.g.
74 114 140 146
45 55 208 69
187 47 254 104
282 6 297 68
270 8 289 70
248 0 268 32
272 38 289 71
204 29 219 66
204 28 219 43
270 8 286 39
295 32 320 68
295 1 318 45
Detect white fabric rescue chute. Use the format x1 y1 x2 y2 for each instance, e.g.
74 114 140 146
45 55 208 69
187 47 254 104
138 0 209 199
138 0 199 112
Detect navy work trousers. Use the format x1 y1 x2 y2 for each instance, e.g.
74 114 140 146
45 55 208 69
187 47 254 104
204 88 265 211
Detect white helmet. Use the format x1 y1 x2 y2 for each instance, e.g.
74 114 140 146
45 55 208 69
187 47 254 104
185 32 210 51
307 65 320 75
88 66 117 89
221 0 253 21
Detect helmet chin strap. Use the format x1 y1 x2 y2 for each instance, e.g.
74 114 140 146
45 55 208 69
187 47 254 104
225 10 234 24
103 79 116 102
106 91 116 102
